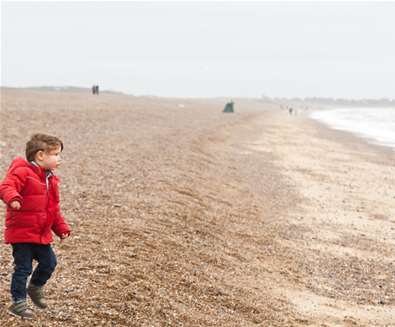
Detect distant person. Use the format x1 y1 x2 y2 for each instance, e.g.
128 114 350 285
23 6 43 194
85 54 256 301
92 85 99 95
0 134 71 319
288 107 293 115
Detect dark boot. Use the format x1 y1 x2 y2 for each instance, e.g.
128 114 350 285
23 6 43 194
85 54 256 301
27 284 47 309
8 301 34 319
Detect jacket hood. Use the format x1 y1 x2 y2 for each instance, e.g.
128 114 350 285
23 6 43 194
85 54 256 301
7 157 46 176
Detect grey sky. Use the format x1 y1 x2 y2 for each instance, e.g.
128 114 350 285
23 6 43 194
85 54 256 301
2 1 395 98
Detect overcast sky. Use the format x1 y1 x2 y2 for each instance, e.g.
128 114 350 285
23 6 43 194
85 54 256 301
1 1 395 98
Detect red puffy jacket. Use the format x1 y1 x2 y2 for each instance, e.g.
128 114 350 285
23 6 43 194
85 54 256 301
0 157 71 244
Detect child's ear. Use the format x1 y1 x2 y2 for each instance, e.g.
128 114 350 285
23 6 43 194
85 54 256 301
35 150 45 161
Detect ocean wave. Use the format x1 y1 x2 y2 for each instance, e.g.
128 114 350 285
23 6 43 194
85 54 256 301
310 107 395 150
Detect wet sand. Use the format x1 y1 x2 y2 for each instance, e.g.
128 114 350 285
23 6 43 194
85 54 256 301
0 89 394 326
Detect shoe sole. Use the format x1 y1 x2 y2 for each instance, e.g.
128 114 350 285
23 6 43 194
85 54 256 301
27 292 47 309
8 309 34 320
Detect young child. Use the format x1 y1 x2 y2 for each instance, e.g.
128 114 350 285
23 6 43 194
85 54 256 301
0 134 71 319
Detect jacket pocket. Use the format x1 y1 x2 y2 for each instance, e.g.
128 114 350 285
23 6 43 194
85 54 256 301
8 211 38 228
36 212 49 228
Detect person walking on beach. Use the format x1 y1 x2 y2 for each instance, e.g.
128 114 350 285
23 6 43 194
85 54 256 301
92 85 99 95
0 134 71 319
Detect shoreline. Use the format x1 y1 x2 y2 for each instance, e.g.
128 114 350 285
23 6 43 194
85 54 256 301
308 112 395 164
249 110 395 325
308 107 395 153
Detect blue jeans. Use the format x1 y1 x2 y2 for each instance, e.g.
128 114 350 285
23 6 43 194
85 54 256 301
11 243 57 302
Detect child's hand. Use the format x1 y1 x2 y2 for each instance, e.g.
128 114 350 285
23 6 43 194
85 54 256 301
60 233 69 242
10 201 21 210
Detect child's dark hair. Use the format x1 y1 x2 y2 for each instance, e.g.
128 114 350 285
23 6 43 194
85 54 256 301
25 134 64 162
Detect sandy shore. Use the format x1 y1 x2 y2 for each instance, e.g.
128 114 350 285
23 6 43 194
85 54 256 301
0 89 394 326
249 111 395 326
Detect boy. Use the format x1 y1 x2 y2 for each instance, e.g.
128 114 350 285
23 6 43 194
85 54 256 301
0 134 71 319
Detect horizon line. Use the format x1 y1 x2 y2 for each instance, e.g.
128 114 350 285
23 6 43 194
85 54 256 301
1 85 394 102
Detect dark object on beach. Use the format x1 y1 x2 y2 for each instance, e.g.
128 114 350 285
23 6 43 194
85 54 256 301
92 85 99 95
223 101 234 113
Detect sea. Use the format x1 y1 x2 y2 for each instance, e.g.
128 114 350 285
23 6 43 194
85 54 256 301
310 107 395 151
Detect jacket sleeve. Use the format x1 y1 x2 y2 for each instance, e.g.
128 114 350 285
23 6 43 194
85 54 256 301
52 209 71 237
51 181 71 237
0 167 27 205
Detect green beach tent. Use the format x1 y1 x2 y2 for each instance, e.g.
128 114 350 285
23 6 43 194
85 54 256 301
223 101 234 113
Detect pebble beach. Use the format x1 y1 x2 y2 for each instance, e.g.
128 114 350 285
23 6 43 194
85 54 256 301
0 88 394 326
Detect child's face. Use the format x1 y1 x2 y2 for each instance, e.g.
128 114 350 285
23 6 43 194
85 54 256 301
36 145 62 170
